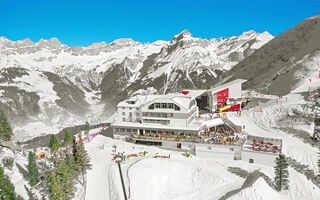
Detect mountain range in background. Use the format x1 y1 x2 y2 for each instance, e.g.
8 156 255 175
0 14 319 140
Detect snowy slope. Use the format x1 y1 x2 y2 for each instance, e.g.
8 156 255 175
0 30 273 140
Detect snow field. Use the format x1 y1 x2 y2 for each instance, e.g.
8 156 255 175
85 135 244 200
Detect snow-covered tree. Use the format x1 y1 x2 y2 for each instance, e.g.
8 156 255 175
274 154 289 191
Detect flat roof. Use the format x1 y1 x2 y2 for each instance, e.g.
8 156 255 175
180 90 208 98
210 79 247 94
117 94 194 109
200 118 224 129
111 122 200 132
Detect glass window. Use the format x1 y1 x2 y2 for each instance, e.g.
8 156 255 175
249 159 254 163
122 118 125 121
149 104 154 110
122 112 125 116
161 103 167 108
155 103 160 108
168 103 173 109
174 104 180 111
136 112 140 116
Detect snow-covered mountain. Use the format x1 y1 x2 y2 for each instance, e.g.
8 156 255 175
222 14 320 96
0 30 273 140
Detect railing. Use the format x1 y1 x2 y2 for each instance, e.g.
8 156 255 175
131 135 244 146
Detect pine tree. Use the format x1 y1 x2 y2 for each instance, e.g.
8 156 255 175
274 154 289 191
28 151 39 187
49 171 64 200
50 135 60 151
73 134 91 183
0 110 12 141
56 155 76 199
314 117 320 141
85 121 90 136
64 130 72 147
0 167 22 199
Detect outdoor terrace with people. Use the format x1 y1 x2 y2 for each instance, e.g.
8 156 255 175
243 135 282 154
131 127 245 146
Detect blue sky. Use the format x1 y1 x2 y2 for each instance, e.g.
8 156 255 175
1 0 319 46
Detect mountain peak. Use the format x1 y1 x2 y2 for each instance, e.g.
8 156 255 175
37 37 62 48
174 30 193 41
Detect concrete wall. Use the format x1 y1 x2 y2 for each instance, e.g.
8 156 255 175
195 144 236 160
241 150 278 166
117 106 141 122
228 84 242 98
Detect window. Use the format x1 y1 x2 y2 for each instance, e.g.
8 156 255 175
136 113 140 116
168 103 173 109
249 159 254 163
122 112 125 116
229 148 234 151
149 104 154 110
129 107 132 110
174 105 180 111
129 112 132 117
136 108 139 110
161 103 167 108
122 117 125 121
207 146 212 150
155 103 161 108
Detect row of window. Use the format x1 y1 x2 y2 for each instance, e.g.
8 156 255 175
148 103 180 111
120 107 139 111
122 112 140 117
114 128 137 133
143 119 169 125
142 112 173 118
217 93 227 97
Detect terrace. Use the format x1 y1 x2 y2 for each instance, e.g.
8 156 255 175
243 135 282 154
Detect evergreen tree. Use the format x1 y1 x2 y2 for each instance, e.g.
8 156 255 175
56 155 76 199
73 134 91 182
64 130 72 148
274 154 289 191
314 117 320 141
85 121 90 136
49 171 64 200
50 135 60 151
0 167 22 199
0 110 12 141
28 151 39 187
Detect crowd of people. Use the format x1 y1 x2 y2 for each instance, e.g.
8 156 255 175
131 125 245 145
244 139 280 153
